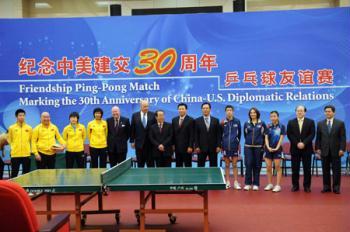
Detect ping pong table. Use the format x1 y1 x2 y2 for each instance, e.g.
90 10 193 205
11 158 226 232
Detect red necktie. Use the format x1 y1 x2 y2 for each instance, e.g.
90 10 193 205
179 118 184 127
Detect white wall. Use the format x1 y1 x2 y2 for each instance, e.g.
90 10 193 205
0 0 22 18
339 0 350 6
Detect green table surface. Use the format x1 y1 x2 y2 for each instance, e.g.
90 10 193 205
10 167 226 193
11 169 106 193
106 167 226 191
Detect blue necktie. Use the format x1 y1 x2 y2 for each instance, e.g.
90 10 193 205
142 114 147 128
327 120 331 134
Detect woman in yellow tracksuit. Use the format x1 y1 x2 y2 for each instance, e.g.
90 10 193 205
62 112 86 168
87 108 108 168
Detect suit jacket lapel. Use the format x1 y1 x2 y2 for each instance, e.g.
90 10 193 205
301 118 307 136
330 119 336 135
162 124 167 136
147 113 153 127
176 116 181 129
117 118 122 129
209 118 213 132
158 125 162 136
159 124 166 141
295 119 302 136
179 115 188 129
201 117 206 131
137 112 142 125
324 119 331 136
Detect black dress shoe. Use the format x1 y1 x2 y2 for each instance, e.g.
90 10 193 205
321 188 331 193
333 189 340 194
291 186 299 192
304 187 311 193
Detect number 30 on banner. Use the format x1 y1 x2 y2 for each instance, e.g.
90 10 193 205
134 48 177 75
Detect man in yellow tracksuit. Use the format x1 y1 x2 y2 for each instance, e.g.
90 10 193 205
87 108 108 168
62 112 86 168
32 112 66 169
7 109 32 177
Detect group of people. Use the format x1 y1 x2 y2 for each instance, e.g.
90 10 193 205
0 100 346 194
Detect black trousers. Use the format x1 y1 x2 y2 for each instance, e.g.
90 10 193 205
136 143 154 168
321 154 341 191
11 157 31 178
198 151 217 167
36 153 56 169
66 151 84 168
175 152 192 167
0 156 4 180
291 151 312 188
154 155 172 167
108 152 127 167
90 147 107 168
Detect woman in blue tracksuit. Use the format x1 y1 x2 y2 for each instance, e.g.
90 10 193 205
243 107 267 191
221 105 241 190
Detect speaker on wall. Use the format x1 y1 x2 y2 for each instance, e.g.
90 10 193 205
132 6 223 16
110 4 122 16
233 0 245 12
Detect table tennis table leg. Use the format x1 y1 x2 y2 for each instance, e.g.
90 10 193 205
140 191 146 232
75 192 81 232
203 190 209 232
151 191 156 209
98 191 103 210
46 193 52 221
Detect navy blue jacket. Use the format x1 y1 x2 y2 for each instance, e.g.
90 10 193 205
244 120 267 147
221 117 241 154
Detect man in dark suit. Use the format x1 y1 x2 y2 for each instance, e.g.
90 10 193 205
130 100 156 168
172 103 194 167
149 110 173 167
287 105 315 193
107 106 130 167
194 102 222 167
315 105 346 194
0 133 8 179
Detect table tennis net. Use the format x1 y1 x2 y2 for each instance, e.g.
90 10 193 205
100 158 132 184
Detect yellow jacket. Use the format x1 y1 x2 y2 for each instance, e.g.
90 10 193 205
32 123 66 155
7 122 32 157
87 119 107 148
62 123 86 152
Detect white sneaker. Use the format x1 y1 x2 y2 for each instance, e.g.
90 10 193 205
264 184 274 191
272 185 281 192
243 185 251 191
226 180 231 189
233 181 241 190
252 185 259 191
